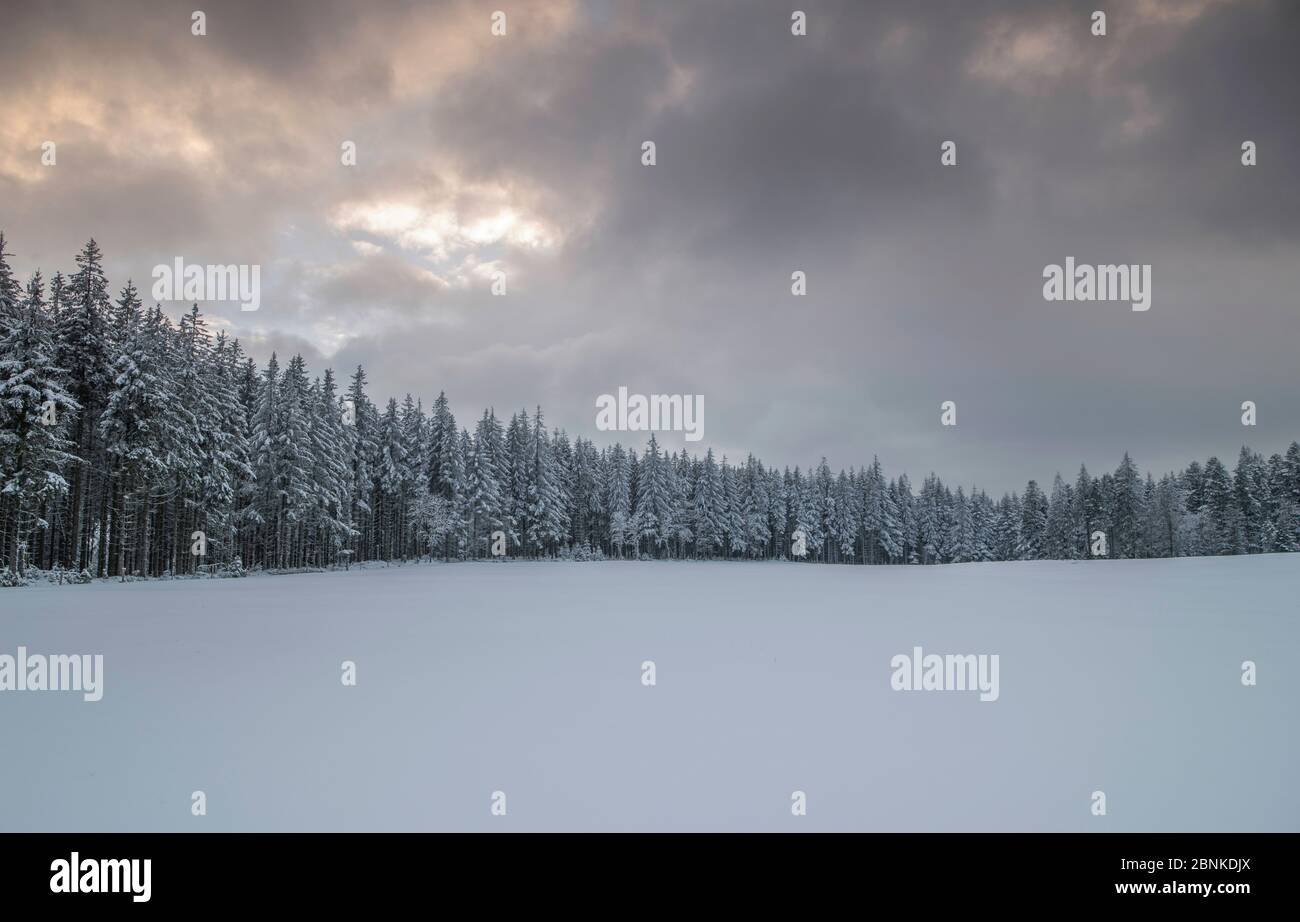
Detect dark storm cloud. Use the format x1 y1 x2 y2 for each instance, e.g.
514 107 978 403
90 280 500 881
1 0 1296 492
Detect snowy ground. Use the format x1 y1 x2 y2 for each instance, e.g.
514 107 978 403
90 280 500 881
1 555 1297 832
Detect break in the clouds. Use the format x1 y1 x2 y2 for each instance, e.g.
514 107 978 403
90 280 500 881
1 0 1297 492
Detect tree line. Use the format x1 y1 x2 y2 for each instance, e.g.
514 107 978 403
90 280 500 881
2 235 1298 582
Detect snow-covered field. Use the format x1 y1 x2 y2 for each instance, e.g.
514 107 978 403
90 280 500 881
1 555 1297 832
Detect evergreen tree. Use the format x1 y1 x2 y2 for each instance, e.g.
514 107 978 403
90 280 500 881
1233 447 1267 554
606 443 632 557
1201 456 1238 555
693 447 723 557
58 239 113 571
526 407 567 555
1043 474 1074 559
0 234 23 328
634 433 671 555
1110 453 1144 558
0 273 79 575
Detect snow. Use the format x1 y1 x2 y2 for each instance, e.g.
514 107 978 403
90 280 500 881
2 554 1297 831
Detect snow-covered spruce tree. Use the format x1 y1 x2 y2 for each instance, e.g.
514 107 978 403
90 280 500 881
0 272 79 576
1110 452 1145 558
692 447 723 558
791 466 820 561
859 457 888 564
1285 442 1300 546
0 234 23 329
676 451 699 557
310 368 355 565
601 443 628 558
1147 473 1184 558
1201 456 1239 555
552 431 576 546
568 436 601 550
425 391 462 560
403 397 428 558
1043 474 1075 560
917 474 942 563
58 240 113 573
0 238 27 566
720 459 743 559
503 409 529 554
741 455 768 560
1017 480 1048 560
98 298 171 577
877 478 902 563
1071 465 1096 558
1233 446 1268 555
448 427 470 557
968 490 993 562
374 397 405 562
893 474 917 563
343 365 378 562
1268 447 1299 552
993 493 1021 561
634 433 670 557
526 407 568 556
466 410 505 558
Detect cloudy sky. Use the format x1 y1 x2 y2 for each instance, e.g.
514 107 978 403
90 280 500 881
2 0 1297 493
